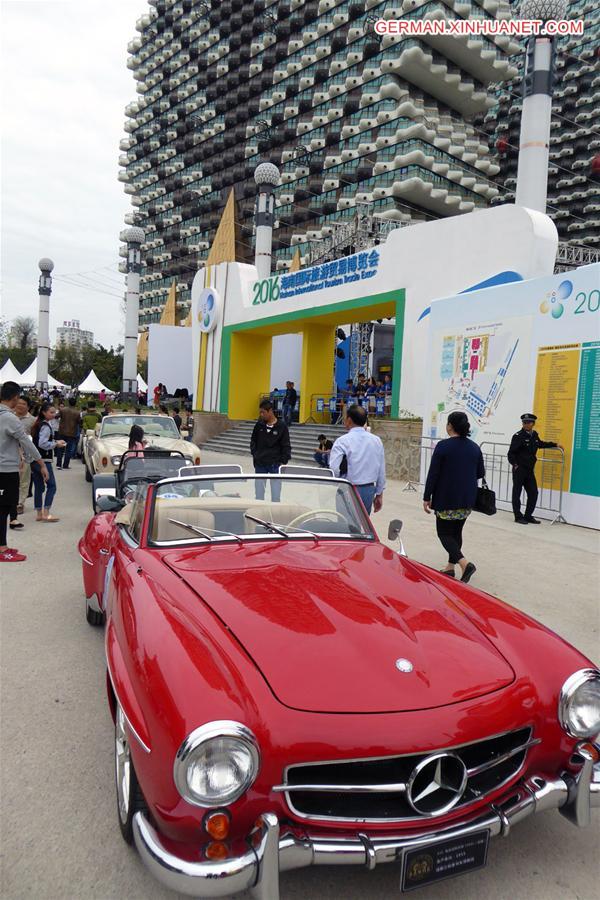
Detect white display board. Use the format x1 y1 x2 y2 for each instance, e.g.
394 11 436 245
423 264 600 529
148 325 193 399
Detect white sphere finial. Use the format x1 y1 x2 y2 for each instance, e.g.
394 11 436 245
519 0 568 21
123 226 145 245
254 162 280 187
38 257 54 272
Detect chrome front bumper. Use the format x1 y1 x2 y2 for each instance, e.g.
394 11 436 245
133 749 600 900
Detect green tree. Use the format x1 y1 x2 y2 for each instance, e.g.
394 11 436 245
10 316 37 351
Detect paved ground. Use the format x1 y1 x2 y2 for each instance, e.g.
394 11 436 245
1 451 598 900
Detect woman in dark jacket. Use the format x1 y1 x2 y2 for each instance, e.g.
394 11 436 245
423 411 485 583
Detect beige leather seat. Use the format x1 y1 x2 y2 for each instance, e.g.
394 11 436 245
244 505 309 533
153 502 216 542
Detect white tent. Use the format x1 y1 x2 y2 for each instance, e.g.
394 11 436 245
78 369 111 394
0 359 23 383
15 359 68 390
19 359 37 387
137 373 148 392
48 373 68 389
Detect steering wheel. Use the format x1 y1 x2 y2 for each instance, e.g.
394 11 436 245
288 509 348 529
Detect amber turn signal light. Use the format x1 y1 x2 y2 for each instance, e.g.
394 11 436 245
204 810 230 841
205 841 229 860
579 741 600 763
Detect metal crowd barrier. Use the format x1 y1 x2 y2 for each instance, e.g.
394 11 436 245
479 442 567 524
304 392 392 424
404 436 438 492
258 392 299 422
404 437 567 524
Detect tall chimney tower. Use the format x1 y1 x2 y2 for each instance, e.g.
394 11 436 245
254 162 280 279
515 0 568 212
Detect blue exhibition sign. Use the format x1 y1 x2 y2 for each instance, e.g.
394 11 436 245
279 249 380 299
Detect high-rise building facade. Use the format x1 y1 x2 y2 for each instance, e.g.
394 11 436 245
55 319 94 350
120 0 524 330
482 0 599 247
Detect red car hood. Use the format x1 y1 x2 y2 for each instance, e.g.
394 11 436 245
162 542 515 713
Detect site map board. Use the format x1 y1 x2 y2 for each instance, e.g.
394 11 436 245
424 264 600 529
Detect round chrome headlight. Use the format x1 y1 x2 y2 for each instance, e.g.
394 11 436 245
111 455 122 466
173 721 260 807
558 669 600 739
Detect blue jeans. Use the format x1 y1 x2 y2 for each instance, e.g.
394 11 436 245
282 403 293 426
32 461 57 511
355 483 376 515
254 465 282 502
59 436 77 468
313 451 330 468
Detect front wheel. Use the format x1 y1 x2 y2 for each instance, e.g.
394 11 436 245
85 596 104 627
115 704 147 844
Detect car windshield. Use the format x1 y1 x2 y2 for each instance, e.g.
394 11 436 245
149 475 374 544
119 452 192 488
100 415 179 439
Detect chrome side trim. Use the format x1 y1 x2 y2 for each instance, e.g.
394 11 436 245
105 661 151 754
79 551 93 566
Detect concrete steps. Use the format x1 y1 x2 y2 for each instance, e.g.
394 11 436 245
200 420 345 464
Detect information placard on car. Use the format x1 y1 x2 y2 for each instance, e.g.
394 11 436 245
401 830 489 892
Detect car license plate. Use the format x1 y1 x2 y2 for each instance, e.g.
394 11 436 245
401 830 489 892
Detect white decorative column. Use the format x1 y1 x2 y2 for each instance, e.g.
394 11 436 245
121 226 145 400
36 258 54 391
254 162 280 279
515 0 567 212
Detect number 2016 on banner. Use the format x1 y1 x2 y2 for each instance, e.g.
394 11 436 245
252 277 280 305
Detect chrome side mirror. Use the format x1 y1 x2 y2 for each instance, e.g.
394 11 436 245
388 519 406 557
388 519 403 541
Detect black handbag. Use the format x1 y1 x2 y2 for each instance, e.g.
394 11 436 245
474 478 496 516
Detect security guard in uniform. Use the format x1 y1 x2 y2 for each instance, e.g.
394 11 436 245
508 414 561 524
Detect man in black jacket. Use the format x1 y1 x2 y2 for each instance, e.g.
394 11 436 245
282 381 297 426
508 413 562 524
250 400 291 501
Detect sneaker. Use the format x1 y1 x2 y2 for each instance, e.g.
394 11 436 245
524 516 541 524
0 549 27 562
514 516 528 524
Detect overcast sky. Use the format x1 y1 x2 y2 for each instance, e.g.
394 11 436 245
1 0 144 349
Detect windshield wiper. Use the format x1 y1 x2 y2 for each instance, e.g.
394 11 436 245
167 518 213 541
244 514 289 538
271 522 319 541
167 519 244 544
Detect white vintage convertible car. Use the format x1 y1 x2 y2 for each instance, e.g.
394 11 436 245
82 414 201 481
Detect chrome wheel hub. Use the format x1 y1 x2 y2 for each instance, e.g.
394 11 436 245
115 706 131 824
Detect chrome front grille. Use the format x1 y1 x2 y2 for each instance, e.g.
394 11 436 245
277 727 537 822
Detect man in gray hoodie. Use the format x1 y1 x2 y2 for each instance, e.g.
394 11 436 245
0 381 48 562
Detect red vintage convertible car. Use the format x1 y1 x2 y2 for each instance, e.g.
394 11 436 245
78 468 600 898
